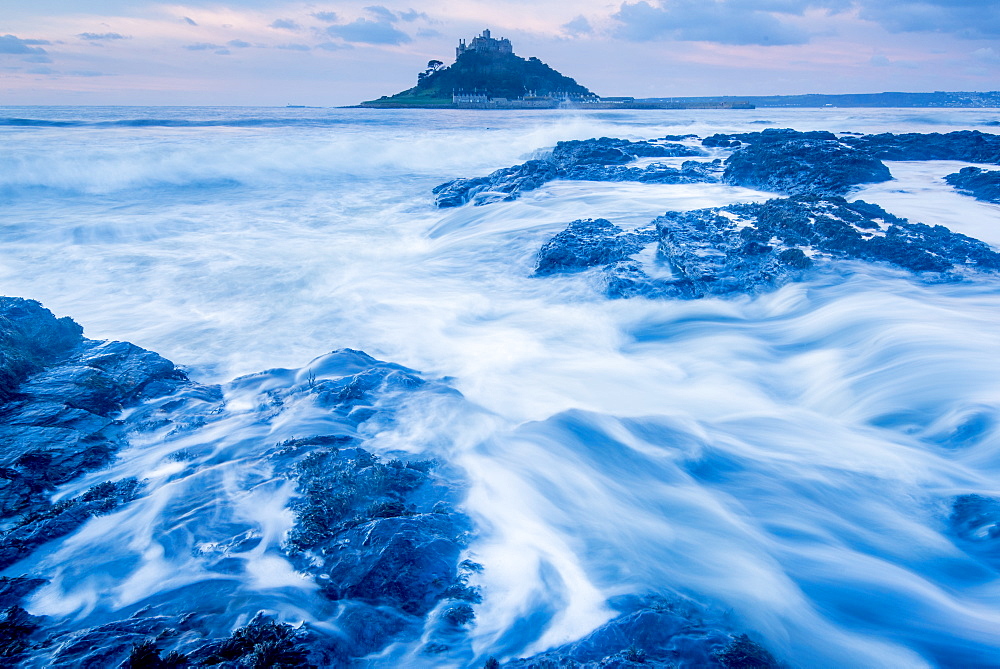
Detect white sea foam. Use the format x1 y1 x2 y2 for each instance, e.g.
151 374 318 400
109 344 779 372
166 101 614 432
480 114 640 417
3 106 1000 666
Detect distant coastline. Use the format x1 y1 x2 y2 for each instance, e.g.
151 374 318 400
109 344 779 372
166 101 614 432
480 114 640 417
355 90 1000 110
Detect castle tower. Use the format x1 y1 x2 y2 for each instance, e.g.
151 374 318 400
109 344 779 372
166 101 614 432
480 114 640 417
458 29 514 58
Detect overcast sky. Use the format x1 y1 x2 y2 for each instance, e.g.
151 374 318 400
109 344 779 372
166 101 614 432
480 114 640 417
1 0 997 105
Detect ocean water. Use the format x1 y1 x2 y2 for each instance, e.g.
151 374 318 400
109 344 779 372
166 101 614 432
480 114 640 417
3 105 1000 667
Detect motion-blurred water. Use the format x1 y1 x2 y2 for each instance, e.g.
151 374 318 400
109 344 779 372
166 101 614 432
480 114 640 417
3 105 1000 667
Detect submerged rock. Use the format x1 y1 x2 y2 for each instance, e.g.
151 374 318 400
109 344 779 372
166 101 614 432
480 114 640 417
945 166 1000 204
433 137 708 207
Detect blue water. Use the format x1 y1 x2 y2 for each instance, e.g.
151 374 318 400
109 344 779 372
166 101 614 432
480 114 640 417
3 105 1000 667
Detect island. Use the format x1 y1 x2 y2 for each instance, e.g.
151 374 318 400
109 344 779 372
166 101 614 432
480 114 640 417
359 30 753 110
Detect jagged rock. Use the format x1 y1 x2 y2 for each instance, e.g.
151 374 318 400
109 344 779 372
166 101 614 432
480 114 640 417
703 129 838 148
502 597 775 669
945 166 1000 204
433 138 708 207
550 138 701 168
0 605 42 662
715 634 779 669
190 614 319 668
841 130 1000 163
433 160 558 207
279 442 470 619
0 478 141 569
534 219 656 276
0 298 475 666
0 577 46 610
722 131 892 195
0 298 82 403
0 298 196 562
535 196 1000 300
655 196 1000 296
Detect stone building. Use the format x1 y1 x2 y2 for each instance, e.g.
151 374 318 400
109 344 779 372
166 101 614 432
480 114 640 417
456 29 513 60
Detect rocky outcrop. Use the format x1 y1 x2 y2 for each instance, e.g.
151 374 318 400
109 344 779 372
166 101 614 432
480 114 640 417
534 219 657 276
0 298 198 562
945 166 1000 204
0 298 475 667
433 138 709 207
436 129 1000 207
534 196 1000 300
502 596 777 669
433 160 558 208
722 134 892 196
276 437 475 650
841 130 1000 163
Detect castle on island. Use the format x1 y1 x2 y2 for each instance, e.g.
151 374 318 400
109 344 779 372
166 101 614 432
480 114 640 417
451 29 593 107
456 29 513 60
362 28 754 109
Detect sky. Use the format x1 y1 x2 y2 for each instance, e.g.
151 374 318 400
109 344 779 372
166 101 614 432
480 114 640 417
1 0 998 105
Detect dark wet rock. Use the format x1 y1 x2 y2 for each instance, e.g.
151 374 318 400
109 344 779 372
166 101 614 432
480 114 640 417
0 605 42 662
715 634 779 669
433 159 558 207
534 219 656 276
0 298 82 403
433 137 708 207
0 297 197 569
46 616 197 668
0 299 473 667
190 614 319 667
703 135 742 148
550 138 702 168
945 166 1000 204
680 159 724 179
0 477 141 569
503 597 774 669
722 134 891 196
655 196 1000 297
704 129 838 148
0 577 46 609
537 196 1000 300
704 130 1000 196
280 441 469 618
841 130 1000 164
123 638 188 668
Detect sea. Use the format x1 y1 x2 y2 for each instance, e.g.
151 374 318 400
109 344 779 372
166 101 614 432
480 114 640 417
3 106 1000 667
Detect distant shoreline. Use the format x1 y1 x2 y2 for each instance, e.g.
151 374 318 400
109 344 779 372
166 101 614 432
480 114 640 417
354 90 1000 111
